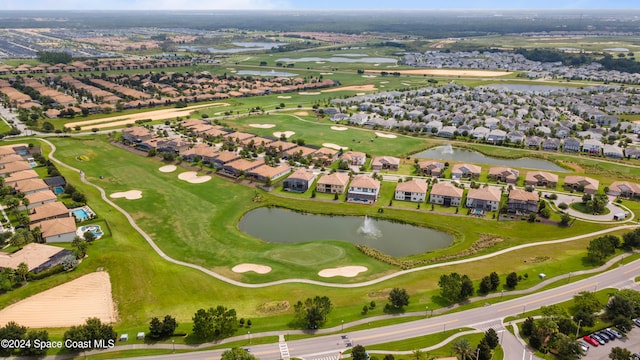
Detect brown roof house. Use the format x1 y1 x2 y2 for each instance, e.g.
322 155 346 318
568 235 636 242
488 167 519 184
342 151 367 166
347 175 381 205
211 151 241 169
30 217 77 243
0 243 72 272
20 190 57 210
371 156 400 171
525 171 558 188
0 161 32 177
451 163 481 180
221 158 264 178
419 160 445 178
29 202 70 224
608 181 640 198
180 143 219 164
429 182 464 207
394 179 428 202
122 126 153 144
247 163 292 183
316 172 350 194
466 186 502 211
507 189 539 213
564 176 599 195
283 168 317 193
4 169 39 186
13 178 49 195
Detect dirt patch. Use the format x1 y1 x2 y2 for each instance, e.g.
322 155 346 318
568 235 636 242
277 96 292 99
294 111 309 116
331 126 349 131
110 190 142 200
256 301 290 314
249 123 276 129
178 171 212 184
232 263 272 274
562 161 584 172
273 131 295 138
375 132 397 139
321 84 377 93
318 266 368 278
0 272 116 327
322 143 349 150
365 69 511 77
65 103 229 130
159 165 177 173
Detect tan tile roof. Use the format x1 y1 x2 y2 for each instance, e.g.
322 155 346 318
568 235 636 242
349 175 380 190
0 154 25 164
317 172 350 187
0 161 32 175
13 178 49 193
225 158 264 172
430 182 463 198
29 202 70 223
467 187 502 202
226 131 256 142
396 179 428 194
525 171 558 183
508 189 539 202
249 164 292 179
30 217 77 238
215 151 240 163
288 168 316 182
609 181 640 194
0 243 66 271
25 190 57 205
452 163 482 175
372 156 400 167
564 176 599 191
418 160 444 169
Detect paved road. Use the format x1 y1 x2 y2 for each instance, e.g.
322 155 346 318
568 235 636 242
552 193 627 222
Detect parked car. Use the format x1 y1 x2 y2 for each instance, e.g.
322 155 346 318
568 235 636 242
591 333 606 345
597 330 613 341
606 328 623 339
633 318 640 327
583 335 599 347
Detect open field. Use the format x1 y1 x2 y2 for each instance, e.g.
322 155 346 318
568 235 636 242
365 69 513 77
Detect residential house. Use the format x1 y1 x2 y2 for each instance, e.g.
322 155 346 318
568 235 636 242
226 131 255 143
247 164 292 183
394 179 428 202
266 141 297 155
157 138 191 153
582 139 603 155
221 158 265 178
283 146 318 160
13 178 49 195
43 176 66 192
211 151 241 169
451 163 481 180
488 167 519 184
342 151 367 166
626 147 640 159
525 171 559 188
316 172 350 194
122 126 153 143
419 160 445 178
371 156 400 171
525 136 542 149
603 144 624 159
29 202 70 224
437 126 457 138
465 187 502 211
0 154 24 165
541 138 560 152
21 190 57 210
564 176 600 194
283 169 317 193
486 129 506 143
472 126 490 140
0 243 73 273
313 147 339 165
180 143 219 164
429 182 463 207
30 217 77 243
507 189 539 213
607 181 640 198
562 137 582 152
5 170 39 186
346 175 381 204
0 161 32 177
507 131 525 144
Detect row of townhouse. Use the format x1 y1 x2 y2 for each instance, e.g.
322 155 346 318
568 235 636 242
0 59 193 76
0 145 77 244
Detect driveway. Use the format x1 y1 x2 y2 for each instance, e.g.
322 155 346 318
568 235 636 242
547 192 627 222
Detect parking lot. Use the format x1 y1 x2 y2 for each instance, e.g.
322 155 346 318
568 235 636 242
583 326 640 359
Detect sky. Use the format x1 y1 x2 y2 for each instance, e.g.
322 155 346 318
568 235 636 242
1 0 638 11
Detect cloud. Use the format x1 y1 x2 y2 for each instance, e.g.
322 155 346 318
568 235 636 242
1 0 291 10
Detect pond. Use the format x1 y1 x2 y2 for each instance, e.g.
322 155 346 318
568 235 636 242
177 42 283 54
238 207 453 257
413 145 567 172
275 56 398 64
236 70 298 77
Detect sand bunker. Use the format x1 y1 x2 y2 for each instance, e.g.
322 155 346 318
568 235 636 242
320 72 334 75
110 190 142 200
376 132 397 139
232 263 272 274
249 123 276 128
322 143 349 150
159 165 177 173
294 111 309 116
362 75 377 78
322 84 377 93
379 81 389 84
298 92 321 95
277 96 292 99
178 171 212 184
274 131 295 138
318 266 368 278
331 126 349 131
356 92 365 96
0 272 116 327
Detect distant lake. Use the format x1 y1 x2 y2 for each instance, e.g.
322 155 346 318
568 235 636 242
276 56 398 64
236 70 298 77
178 42 283 54
483 84 568 93
413 146 567 172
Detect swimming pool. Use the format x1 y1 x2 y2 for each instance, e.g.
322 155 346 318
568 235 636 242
53 186 64 195
72 209 89 221
78 225 104 239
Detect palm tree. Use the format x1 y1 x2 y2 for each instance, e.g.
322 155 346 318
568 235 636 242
452 338 474 360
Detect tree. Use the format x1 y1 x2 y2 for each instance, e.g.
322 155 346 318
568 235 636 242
20 330 50 356
71 191 87 203
476 338 492 360
64 317 116 351
294 296 333 329
388 288 409 310
83 230 96 242
587 235 618 263
560 212 572 226
192 306 238 339
587 193 609 214
506 272 519 288
192 308 214 339
622 228 640 250
489 272 500 291
478 276 492 294
0 322 27 356
552 333 582 360
484 328 499 349
221 347 258 360
452 338 473 360
161 315 178 338
573 291 602 314
9 228 34 248
521 317 535 337
609 347 632 360
438 272 473 302
383 354 395 360
72 236 88 259
149 317 163 339
16 262 28 282
352 345 368 360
